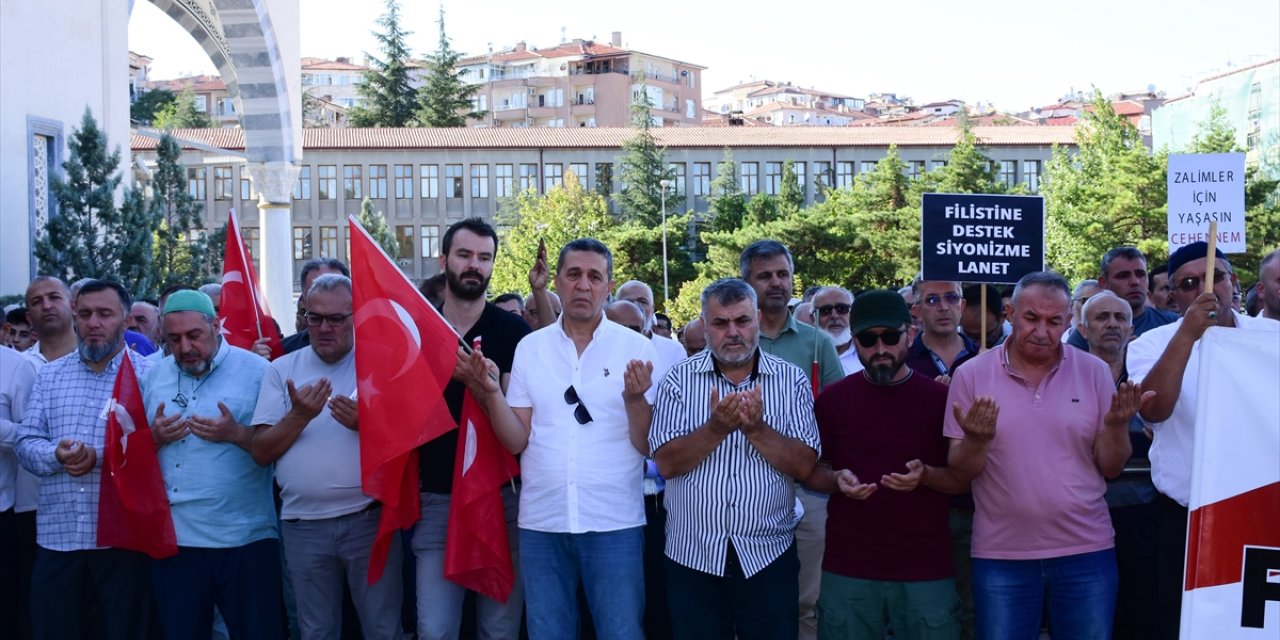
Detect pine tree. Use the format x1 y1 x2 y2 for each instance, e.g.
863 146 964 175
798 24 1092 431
778 160 805 213
708 147 745 232
616 83 681 225
348 0 419 128
150 133 207 290
357 197 400 257
415 7 484 127
151 87 213 129
131 88 176 126
117 188 158 298
923 108 1004 195
36 109 132 282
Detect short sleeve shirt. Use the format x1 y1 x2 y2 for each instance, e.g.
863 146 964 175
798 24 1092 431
759 313 844 391
507 313 658 534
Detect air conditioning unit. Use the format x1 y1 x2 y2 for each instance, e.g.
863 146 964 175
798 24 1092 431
396 259 412 268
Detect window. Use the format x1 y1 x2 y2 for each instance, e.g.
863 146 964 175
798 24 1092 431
242 227 260 262
520 164 539 192
544 163 563 191
1023 160 1041 193
686 99 696 119
793 163 807 199
240 174 255 201
213 166 233 200
187 168 206 200
594 162 613 196
836 161 854 188
666 163 685 196
369 165 388 199
420 165 438 198
470 164 489 198
907 161 926 179
998 160 1017 188
394 164 413 199
343 165 363 199
1247 82 1262 151
194 95 207 112
395 226 414 260
293 226 312 260
318 165 337 200
692 162 711 196
319 226 338 257
495 164 514 197
294 166 311 200
860 161 877 174
569 163 588 187
931 160 948 172
446 164 463 198
740 162 759 195
420 225 441 258
814 161 832 192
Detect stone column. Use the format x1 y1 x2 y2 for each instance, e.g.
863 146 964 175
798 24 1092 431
246 162 301 336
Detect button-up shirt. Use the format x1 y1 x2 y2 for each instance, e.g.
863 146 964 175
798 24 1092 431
2 348 40 512
506 313 658 534
16 348 155 551
650 349 821 578
141 340 276 548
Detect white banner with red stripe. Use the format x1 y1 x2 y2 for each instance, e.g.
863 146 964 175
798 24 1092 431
1183 325 1280 638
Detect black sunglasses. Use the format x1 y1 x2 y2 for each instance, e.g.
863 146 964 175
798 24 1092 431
816 303 851 317
854 329 905 348
564 386 593 425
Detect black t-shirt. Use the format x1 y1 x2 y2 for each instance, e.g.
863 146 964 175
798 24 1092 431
419 303 532 493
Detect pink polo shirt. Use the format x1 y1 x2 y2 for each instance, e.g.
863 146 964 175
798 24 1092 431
943 345 1116 560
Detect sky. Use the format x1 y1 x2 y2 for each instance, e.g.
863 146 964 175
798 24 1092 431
129 0 1280 113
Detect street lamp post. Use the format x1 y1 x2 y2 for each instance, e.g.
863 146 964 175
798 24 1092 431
659 178 671 306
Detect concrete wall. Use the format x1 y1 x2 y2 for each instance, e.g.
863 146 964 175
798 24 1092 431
0 0 132 297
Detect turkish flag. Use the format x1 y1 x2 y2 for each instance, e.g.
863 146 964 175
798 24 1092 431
349 217 460 583
444 389 520 602
97 353 178 559
219 209 283 359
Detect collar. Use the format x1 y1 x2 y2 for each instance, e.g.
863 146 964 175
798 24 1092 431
692 346 782 379
555 309 607 343
910 330 978 357
77 345 129 374
177 338 230 381
999 341 1068 378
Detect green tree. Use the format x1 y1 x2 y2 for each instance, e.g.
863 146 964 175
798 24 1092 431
117 188 158 298
920 109 1005 195
151 87 213 129
348 0 419 128
202 222 229 282
1042 91 1168 282
708 148 746 232
616 84 680 225
357 197 400 257
778 160 805 214
490 172 617 296
150 133 207 291
599 214 698 310
131 88 176 125
415 7 484 127
36 109 155 287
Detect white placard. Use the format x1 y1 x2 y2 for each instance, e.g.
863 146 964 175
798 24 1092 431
1168 153 1246 253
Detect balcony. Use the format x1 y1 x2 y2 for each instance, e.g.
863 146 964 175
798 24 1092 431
633 71 680 85
493 107 527 121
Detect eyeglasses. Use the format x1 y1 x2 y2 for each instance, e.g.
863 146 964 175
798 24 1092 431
921 293 962 307
1175 271 1227 293
816 303 851 317
564 386 593 425
304 312 354 327
854 329 905 348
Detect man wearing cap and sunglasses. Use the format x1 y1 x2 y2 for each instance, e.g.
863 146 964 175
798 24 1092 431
807 289 979 640
1126 241 1280 638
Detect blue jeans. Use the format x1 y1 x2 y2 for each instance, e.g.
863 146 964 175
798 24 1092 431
519 527 645 640
282 505 404 640
411 489 523 640
972 548 1118 640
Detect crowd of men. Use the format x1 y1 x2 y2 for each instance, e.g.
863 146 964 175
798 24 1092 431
1 217 1278 640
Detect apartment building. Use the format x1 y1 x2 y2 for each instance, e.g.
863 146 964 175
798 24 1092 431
705 80 869 126
146 75 238 126
1153 57 1279 170
131 125 1074 287
300 56 373 109
456 32 705 128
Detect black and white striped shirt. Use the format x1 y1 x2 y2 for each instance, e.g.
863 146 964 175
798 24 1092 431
649 348 821 577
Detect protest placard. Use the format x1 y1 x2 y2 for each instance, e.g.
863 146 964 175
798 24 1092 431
920 193 1045 284
1168 153 1246 253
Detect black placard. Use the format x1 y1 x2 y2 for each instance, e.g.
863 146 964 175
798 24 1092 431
920 193 1045 284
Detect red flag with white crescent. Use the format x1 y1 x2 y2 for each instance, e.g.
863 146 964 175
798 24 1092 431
219 209 283 359
97 352 178 559
349 216 460 584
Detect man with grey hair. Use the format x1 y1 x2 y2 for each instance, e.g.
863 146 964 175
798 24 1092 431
128 301 162 347
141 289 282 638
17 279 158 637
283 258 350 354
198 283 222 313
944 271 1148 638
738 239 840 640
1068 247 1177 350
250 274 403 639
650 277 820 639
811 286 862 376
617 280 687 378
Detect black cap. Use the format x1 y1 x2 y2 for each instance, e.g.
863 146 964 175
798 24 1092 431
849 289 912 335
1168 241 1226 278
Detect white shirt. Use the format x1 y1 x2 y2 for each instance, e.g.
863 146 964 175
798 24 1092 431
837 345 864 377
1 348 40 512
507 312 658 533
650 333 686 382
1127 311 1279 506
251 347 370 520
